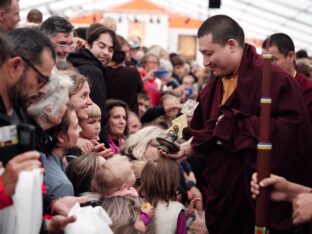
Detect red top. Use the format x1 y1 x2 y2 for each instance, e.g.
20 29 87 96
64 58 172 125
0 175 13 209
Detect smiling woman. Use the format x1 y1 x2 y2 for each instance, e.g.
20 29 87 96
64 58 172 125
60 70 93 120
106 99 128 154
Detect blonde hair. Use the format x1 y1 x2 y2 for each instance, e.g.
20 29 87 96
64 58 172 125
58 69 89 97
95 155 133 195
87 103 101 118
121 126 165 160
101 196 140 234
66 153 103 195
131 160 147 190
131 160 146 179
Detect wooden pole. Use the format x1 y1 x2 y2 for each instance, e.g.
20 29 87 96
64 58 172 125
255 38 272 234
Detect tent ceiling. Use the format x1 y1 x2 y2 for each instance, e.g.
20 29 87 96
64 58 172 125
19 0 312 53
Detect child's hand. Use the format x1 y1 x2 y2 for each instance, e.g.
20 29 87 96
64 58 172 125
188 210 208 234
91 140 114 158
141 203 154 218
186 197 201 217
77 138 93 153
100 148 114 158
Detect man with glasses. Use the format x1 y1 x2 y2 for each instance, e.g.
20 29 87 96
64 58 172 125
0 0 20 31
68 26 118 146
40 16 74 62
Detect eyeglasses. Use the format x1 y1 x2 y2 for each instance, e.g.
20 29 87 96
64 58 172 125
55 42 76 52
146 60 159 65
21 56 50 88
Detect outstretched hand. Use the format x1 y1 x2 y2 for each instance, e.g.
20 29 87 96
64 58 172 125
52 196 88 216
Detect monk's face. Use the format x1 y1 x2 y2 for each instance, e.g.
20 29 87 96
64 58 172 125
198 34 240 77
269 46 295 75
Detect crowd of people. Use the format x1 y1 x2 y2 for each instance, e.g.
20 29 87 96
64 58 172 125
0 0 312 233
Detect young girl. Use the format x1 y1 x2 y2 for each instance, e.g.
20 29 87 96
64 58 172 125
101 196 153 234
140 158 187 234
67 153 105 202
94 155 138 199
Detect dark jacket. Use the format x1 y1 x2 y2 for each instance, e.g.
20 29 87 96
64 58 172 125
68 48 109 146
0 96 54 228
106 66 143 113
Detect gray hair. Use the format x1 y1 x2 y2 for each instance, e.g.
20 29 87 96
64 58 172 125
40 16 74 37
27 67 74 120
121 126 166 160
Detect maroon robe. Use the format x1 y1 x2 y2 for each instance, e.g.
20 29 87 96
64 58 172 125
190 44 312 234
294 72 312 124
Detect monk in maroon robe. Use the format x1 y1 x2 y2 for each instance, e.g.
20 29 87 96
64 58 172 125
172 15 312 234
264 33 312 124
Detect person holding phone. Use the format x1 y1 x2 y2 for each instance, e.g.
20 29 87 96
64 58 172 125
0 29 82 232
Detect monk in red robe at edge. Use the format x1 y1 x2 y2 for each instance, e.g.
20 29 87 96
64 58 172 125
170 15 312 234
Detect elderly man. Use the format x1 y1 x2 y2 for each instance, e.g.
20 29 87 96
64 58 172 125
170 15 312 234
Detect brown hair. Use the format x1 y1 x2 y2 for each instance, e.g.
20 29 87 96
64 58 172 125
140 158 180 206
66 153 103 195
63 70 89 97
141 53 159 66
106 99 129 135
45 105 75 153
170 55 184 67
27 9 43 24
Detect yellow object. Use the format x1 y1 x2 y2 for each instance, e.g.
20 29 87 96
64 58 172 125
166 114 188 139
142 202 153 210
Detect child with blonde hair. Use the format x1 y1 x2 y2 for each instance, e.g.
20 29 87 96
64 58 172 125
140 158 187 234
94 155 138 199
79 103 113 158
102 196 153 234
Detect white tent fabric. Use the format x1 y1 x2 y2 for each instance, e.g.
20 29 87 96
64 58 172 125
19 0 312 54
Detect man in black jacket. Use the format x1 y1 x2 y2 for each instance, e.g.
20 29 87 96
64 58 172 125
68 26 118 146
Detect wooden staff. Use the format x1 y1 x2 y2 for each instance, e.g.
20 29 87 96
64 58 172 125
255 38 273 234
